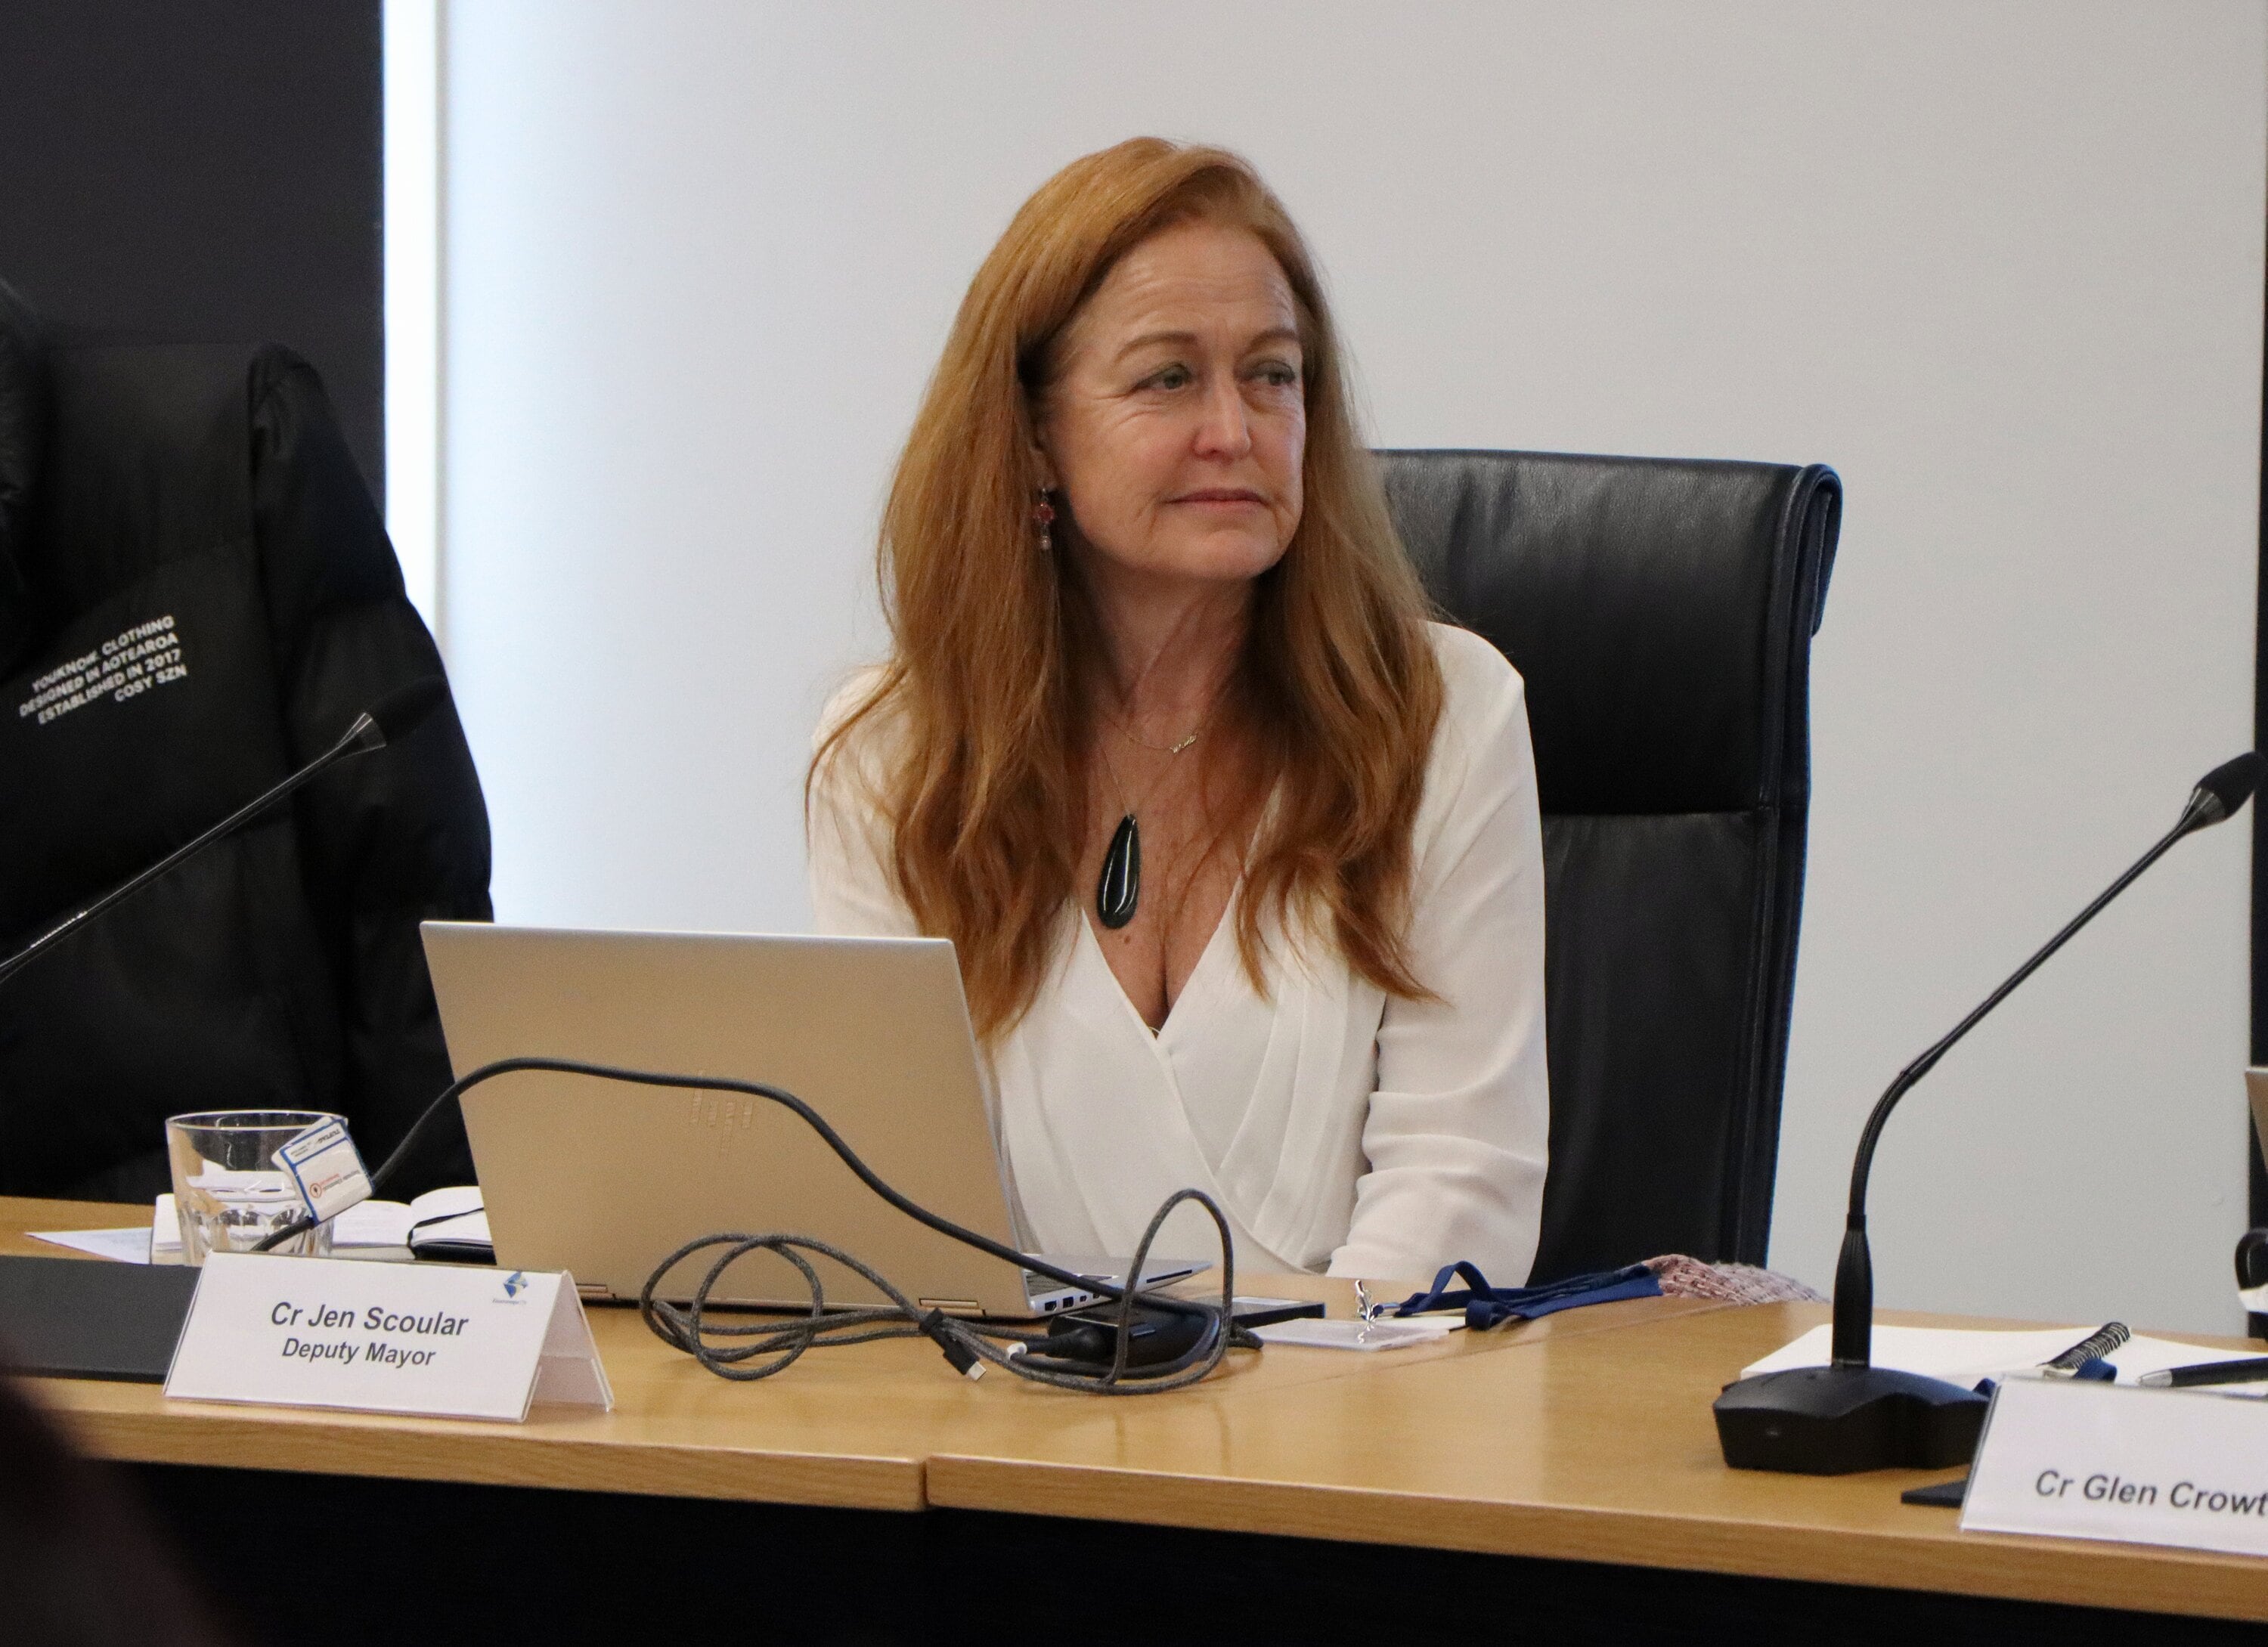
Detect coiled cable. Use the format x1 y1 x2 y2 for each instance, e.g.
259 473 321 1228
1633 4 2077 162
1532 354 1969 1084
259 1055 1253 1392
641 1185 1246 1393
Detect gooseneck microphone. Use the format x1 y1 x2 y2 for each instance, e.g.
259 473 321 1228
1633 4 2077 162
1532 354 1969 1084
0 677 448 990
1715 751 2267 1475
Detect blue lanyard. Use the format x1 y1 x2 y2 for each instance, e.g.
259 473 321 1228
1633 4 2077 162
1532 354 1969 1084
1387 1261 1661 1330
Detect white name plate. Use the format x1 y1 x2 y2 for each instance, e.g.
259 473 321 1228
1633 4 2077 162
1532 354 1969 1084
1963 1376 2268 1556
166 1252 613 1423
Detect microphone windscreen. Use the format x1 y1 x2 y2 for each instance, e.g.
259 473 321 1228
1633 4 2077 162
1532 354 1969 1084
2196 751 2267 819
367 676 448 745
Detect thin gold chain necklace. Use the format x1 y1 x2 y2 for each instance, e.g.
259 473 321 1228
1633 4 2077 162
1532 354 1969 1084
1103 710 1206 755
1092 708 1213 931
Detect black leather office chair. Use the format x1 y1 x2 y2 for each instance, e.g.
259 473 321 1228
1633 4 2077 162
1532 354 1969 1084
1378 450 1839 1281
0 279 491 1200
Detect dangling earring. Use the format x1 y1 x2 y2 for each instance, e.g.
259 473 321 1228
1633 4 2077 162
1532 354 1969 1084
1033 488 1055 555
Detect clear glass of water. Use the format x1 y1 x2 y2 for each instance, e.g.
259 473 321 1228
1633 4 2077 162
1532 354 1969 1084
164 1110 340 1264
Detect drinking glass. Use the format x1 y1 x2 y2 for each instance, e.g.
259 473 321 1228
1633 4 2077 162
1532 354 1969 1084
164 1110 340 1264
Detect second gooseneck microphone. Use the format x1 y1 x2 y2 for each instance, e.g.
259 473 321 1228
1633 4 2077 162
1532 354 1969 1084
1715 750 2266 1475
1828 750 2268 1367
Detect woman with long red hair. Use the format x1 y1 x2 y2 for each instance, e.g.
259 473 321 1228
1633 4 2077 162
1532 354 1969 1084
809 138 1548 1282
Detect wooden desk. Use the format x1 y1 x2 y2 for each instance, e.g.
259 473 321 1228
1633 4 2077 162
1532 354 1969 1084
930 1301 2268 1623
9 1197 2267 1636
3 1198 1690 1512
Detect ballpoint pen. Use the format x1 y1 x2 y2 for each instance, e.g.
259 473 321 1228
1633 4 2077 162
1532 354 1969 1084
2137 1355 2268 1388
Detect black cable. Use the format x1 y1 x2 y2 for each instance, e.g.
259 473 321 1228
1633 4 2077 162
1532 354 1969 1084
253 1057 1253 1393
642 1187 1247 1393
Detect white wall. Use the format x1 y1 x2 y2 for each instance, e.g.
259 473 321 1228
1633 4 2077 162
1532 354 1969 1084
438 1 2266 1331
383 0 441 630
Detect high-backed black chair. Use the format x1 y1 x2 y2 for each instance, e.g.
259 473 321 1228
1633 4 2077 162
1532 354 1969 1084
1378 450 1839 1281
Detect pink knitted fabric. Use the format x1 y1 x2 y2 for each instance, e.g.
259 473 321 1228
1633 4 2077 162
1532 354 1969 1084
1644 1254 1823 1305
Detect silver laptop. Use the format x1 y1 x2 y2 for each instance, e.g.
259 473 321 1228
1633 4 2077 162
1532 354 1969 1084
420 922 1205 1316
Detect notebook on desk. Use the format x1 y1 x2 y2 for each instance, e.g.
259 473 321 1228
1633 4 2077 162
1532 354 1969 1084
420 923 1205 1317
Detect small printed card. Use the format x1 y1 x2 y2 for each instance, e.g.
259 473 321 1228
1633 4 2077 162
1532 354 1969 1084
1963 1375 2268 1556
166 1252 612 1422
1250 1317 1458 1351
273 1119 372 1225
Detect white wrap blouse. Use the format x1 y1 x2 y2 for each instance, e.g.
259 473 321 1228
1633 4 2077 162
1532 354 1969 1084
807 621 1550 1283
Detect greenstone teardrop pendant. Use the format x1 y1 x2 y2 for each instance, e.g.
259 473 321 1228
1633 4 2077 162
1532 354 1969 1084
1097 813 1140 929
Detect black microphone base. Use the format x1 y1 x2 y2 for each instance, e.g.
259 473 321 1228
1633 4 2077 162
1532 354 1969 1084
1713 1364 1988 1475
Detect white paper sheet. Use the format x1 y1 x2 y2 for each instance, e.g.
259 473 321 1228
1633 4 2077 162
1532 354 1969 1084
332 1200 413 1246
1743 1323 2261 1387
42 1192 485 1267
1251 1317 1457 1351
29 1226 153 1263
